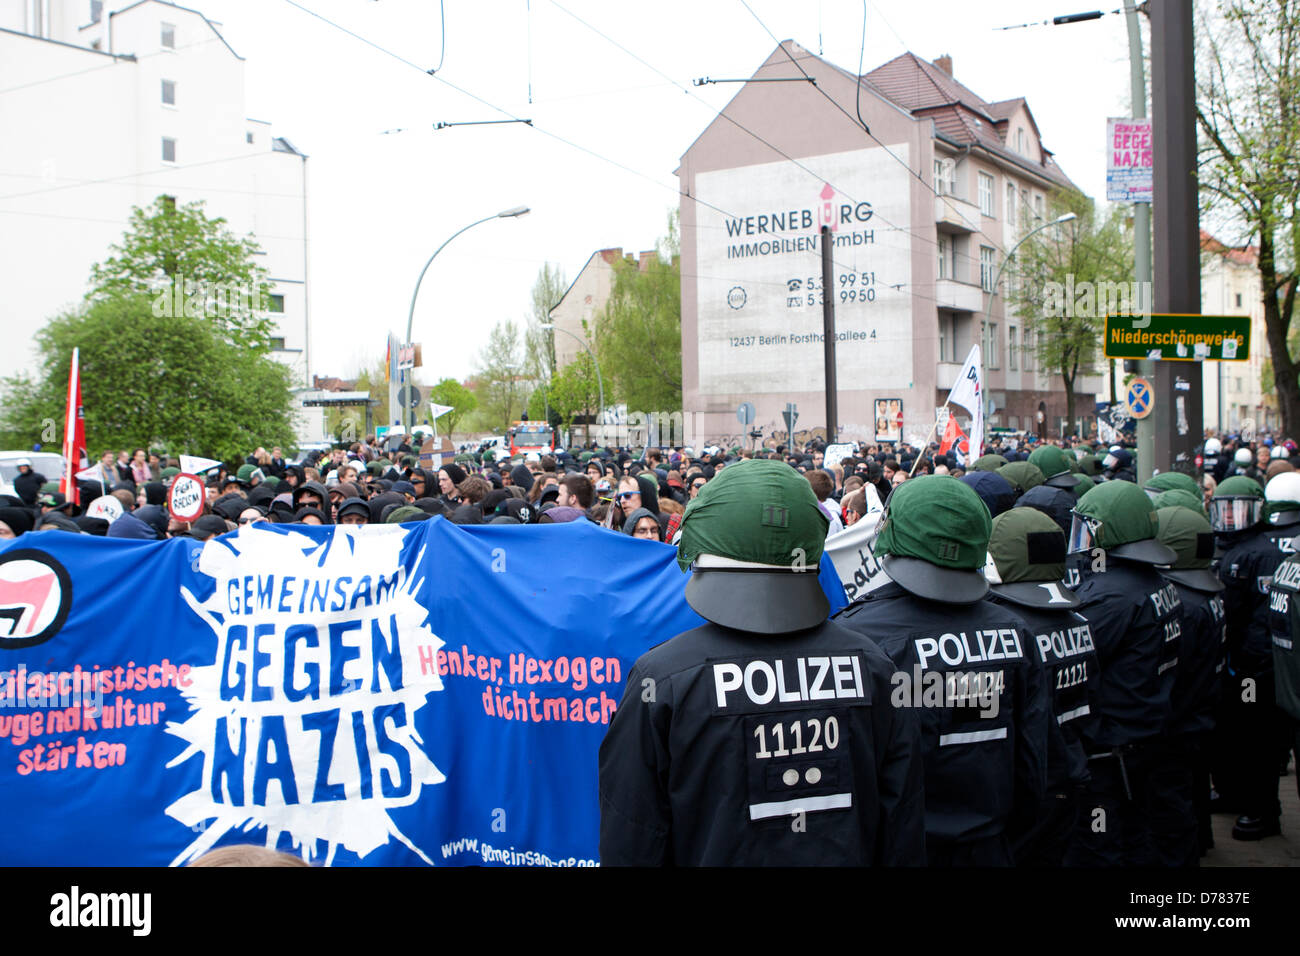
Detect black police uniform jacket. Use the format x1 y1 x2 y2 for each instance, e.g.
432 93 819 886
1219 522 1298 675
1072 557 1182 749
597 619 925 866
1161 577 1226 737
1266 547 1300 722
988 597 1099 793
834 583 1050 845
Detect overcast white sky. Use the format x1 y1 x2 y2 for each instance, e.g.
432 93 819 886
198 0 1136 383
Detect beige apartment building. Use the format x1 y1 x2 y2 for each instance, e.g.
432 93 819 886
676 41 1103 447
1199 231 1274 433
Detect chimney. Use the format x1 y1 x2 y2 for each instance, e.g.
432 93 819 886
933 55 953 76
639 251 656 272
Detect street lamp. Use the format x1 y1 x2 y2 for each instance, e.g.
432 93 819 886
982 211 1077 361
539 323 604 446
403 205 530 430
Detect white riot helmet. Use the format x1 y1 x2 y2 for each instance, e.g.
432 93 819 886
1234 447 1254 467
1265 471 1300 526
1204 438 1222 455
1272 445 1289 460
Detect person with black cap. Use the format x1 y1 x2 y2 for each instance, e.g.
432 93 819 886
336 498 370 525
834 475 1050 866
598 458 925 865
1063 481 1183 865
1151 506 1228 863
0 506 35 539
984 508 1099 866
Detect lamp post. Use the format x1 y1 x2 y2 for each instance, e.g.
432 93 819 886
403 205 530 431
539 323 604 446
982 212 1078 428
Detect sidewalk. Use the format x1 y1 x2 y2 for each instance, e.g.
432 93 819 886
1203 768 1300 866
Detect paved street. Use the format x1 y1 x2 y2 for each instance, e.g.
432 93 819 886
1204 765 1300 865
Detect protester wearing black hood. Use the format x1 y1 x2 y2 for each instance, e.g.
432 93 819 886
0 506 34 539
622 507 663 541
438 464 468 508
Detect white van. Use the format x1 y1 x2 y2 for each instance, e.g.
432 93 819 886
0 451 67 499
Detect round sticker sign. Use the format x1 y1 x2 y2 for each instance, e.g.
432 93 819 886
168 472 206 522
0 549 73 649
85 495 124 525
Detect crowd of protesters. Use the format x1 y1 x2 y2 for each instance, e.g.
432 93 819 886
2 427 1298 867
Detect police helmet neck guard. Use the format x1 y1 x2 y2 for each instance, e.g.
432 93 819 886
988 579 1080 609
1269 509 1300 528
1158 567 1225 594
685 554 828 634
880 554 989 604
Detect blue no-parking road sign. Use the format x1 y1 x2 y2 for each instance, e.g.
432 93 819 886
1127 377 1154 420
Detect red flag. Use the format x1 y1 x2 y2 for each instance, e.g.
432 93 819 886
61 348 87 506
938 413 967 456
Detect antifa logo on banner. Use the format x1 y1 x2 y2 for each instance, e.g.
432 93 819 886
0 550 73 650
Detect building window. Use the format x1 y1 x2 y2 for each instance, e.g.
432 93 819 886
1236 292 1243 307
246 132 254 144
161 195 176 212
161 79 176 106
978 172 995 216
1016 127 1027 155
270 337 286 350
934 159 945 195
937 236 948 280
268 294 285 313
161 137 176 163
980 246 996 292
1023 329 1034 371
986 322 999 368
161 22 175 49
939 315 948 363
1009 326 1018 370
1034 194 1044 221
90 1 103 24
1006 183 1016 230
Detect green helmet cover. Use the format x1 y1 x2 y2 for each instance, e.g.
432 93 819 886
1029 445 1073 479
987 508 1068 584
875 475 991 571
1155 506 1216 570
677 459 828 572
1214 476 1263 499
1073 480 1160 549
1153 488 1206 516
997 461 1046 493
1145 471 1199 496
971 454 1009 472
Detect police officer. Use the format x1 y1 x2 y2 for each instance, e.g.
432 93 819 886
1201 437 1225 484
1206 475 1266 821
1151 506 1227 864
598 459 925 865
835 475 1050 866
1143 470 1201 503
984 508 1099 866
1265 529 1300 817
1063 480 1182 866
1028 445 1085 497
1219 472 1300 839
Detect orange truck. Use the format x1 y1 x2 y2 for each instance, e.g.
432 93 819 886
508 421 555 457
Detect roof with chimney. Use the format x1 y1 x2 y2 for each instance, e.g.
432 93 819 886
862 51 1075 190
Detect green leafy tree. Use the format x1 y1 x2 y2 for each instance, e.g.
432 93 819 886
466 320 528 432
1008 190 1134 435
549 352 601 445
524 263 566 382
427 377 478 439
0 293 295 460
89 196 276 349
593 212 682 414
1197 0 1300 435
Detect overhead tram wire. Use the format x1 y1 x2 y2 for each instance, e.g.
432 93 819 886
736 0 1019 261
548 0 992 280
279 0 749 228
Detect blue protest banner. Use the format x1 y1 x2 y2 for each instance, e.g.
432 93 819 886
0 518 846 865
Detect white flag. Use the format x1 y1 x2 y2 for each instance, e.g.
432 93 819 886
945 344 984 458
180 455 222 474
429 403 454 420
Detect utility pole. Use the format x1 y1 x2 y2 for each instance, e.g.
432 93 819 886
1125 0 1156 484
1150 0 1202 474
820 226 838 442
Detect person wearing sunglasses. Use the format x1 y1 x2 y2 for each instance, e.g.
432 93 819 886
688 477 708 500
238 506 268 526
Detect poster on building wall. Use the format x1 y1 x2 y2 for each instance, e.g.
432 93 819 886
1106 117 1152 203
874 398 903 443
693 146 914 396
